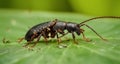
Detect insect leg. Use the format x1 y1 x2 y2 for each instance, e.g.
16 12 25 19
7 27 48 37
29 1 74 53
56 33 61 44
31 34 42 47
58 32 70 43
23 33 37 47
18 37 24 43
71 32 78 44
81 24 107 41
59 32 69 38
36 34 42 42
41 31 48 44
56 32 69 44
81 32 91 42
23 41 31 47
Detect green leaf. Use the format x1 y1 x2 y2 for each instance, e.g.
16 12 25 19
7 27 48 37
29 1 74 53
0 10 120 64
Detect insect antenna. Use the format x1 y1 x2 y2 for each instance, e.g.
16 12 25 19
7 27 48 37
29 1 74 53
78 16 120 41
80 24 107 41
18 37 25 43
79 16 120 25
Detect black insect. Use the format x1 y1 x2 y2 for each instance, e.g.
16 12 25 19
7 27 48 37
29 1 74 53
18 16 120 47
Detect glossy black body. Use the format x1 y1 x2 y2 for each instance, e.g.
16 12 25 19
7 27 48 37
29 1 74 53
25 20 82 42
25 21 55 41
52 21 81 35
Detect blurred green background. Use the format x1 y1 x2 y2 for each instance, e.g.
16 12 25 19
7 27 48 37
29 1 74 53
0 0 120 64
0 0 120 16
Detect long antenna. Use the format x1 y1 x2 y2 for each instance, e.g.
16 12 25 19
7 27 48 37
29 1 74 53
79 16 120 25
80 24 107 41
